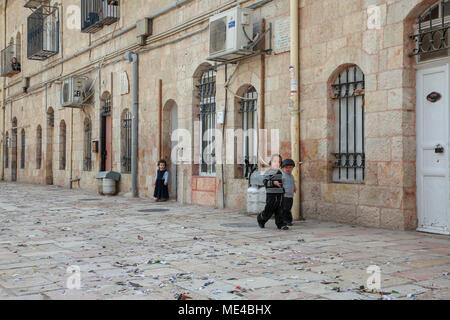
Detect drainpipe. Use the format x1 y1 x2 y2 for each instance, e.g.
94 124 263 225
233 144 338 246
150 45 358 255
290 0 302 221
1 0 7 181
125 52 139 198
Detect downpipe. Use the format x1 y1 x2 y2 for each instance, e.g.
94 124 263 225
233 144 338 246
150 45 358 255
1 0 7 181
125 52 139 198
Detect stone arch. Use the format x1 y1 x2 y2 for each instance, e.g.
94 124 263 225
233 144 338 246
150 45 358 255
162 99 179 198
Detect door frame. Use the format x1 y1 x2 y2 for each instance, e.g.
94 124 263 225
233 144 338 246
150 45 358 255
416 58 450 235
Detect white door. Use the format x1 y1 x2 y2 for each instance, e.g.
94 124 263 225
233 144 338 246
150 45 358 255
417 63 450 235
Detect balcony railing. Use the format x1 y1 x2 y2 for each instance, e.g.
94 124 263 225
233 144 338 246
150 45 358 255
27 6 59 60
81 0 120 33
1 44 21 77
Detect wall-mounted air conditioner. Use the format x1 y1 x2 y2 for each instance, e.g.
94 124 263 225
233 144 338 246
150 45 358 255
208 7 254 62
60 76 90 108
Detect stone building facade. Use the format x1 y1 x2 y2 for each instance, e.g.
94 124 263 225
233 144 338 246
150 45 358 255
0 0 449 234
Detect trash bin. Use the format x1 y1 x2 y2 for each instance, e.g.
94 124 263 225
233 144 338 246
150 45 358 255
95 171 121 196
103 178 116 195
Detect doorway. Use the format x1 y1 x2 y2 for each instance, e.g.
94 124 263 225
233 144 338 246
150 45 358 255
416 62 450 235
46 108 54 184
11 118 17 182
101 93 112 172
162 100 178 200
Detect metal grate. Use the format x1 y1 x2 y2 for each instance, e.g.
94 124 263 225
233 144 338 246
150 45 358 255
84 118 92 171
197 69 217 175
4 132 8 169
59 121 66 170
27 6 59 60
36 126 42 170
410 0 449 59
20 130 25 169
122 110 132 173
81 0 120 33
239 86 258 178
331 66 365 183
0 43 21 77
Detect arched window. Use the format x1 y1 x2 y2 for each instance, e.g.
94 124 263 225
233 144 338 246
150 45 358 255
238 85 258 178
331 65 365 183
197 68 217 175
36 125 42 169
121 109 132 174
20 129 25 169
84 117 92 171
59 120 66 170
411 0 449 61
4 131 9 169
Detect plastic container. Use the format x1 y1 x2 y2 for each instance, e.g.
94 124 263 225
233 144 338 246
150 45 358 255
103 178 117 195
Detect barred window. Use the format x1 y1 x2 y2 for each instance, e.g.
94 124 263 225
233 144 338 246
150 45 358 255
4 132 8 169
411 0 449 61
121 110 132 174
84 118 92 171
20 129 25 169
332 66 365 183
238 86 258 178
36 125 42 169
198 69 216 176
59 120 66 170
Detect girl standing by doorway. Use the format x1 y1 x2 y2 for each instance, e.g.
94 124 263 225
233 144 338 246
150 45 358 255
153 159 169 202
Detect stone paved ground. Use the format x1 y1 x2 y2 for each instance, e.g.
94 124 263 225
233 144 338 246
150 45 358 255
0 182 449 300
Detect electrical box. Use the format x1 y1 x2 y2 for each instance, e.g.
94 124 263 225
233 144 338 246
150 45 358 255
136 18 152 45
208 6 254 62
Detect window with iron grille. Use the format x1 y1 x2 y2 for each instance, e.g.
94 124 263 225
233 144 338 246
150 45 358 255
121 110 132 174
198 69 217 175
4 132 8 169
1 42 21 77
81 0 120 33
20 129 25 169
84 118 92 171
36 125 42 170
59 120 66 170
332 66 365 183
239 86 258 179
27 5 59 60
410 0 449 61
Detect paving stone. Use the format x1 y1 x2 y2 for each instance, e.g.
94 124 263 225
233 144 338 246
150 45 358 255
0 183 448 300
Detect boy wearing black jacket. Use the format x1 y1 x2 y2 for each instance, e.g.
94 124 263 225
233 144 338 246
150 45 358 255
257 154 289 230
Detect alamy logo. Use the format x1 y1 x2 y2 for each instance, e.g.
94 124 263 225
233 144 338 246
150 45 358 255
367 5 381 30
366 265 381 291
66 5 81 30
66 265 81 290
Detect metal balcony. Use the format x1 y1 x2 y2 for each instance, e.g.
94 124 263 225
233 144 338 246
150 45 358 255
27 6 59 60
1 44 21 77
81 0 120 33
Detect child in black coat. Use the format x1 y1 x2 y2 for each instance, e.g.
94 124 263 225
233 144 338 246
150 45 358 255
153 159 169 202
257 154 289 230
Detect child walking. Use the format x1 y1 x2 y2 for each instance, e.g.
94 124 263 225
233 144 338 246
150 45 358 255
257 154 289 230
153 159 169 202
281 159 297 226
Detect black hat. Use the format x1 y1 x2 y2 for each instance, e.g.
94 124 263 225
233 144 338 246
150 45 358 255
282 159 296 168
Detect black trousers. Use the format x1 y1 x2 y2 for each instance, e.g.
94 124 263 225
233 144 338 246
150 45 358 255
258 193 286 229
282 197 293 224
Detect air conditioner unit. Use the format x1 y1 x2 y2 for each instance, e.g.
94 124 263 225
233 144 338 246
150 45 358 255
208 7 254 62
60 76 89 108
